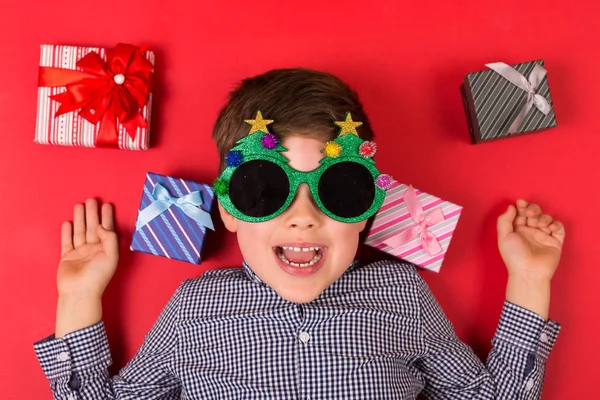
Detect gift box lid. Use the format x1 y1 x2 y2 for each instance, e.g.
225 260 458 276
462 60 558 143
365 179 462 272
130 172 215 264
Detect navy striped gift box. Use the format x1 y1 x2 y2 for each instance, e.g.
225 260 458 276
130 172 215 264
461 60 558 143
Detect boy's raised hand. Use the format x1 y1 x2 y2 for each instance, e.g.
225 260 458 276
497 199 565 281
496 199 566 319
55 199 118 336
57 199 119 298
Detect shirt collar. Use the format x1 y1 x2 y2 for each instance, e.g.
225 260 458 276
241 260 265 284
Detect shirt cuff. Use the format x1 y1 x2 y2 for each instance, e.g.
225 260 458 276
33 321 112 381
493 301 561 359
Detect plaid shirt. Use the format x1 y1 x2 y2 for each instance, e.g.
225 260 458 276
34 260 560 399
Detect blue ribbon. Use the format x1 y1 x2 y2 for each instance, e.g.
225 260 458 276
136 183 215 231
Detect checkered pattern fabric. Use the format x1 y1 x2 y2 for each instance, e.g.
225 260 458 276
34 260 560 399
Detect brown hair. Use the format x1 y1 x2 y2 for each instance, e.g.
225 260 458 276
212 68 373 172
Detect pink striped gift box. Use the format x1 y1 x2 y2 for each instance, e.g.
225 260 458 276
35 44 154 150
364 179 462 272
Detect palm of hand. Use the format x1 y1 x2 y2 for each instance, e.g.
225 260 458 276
58 241 117 296
57 199 119 297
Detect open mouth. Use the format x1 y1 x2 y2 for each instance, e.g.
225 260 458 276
274 245 324 268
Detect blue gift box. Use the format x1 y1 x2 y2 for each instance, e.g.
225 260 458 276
130 172 215 264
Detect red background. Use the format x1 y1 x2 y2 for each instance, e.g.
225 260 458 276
0 0 597 398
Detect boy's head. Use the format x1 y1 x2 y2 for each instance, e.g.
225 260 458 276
213 68 376 303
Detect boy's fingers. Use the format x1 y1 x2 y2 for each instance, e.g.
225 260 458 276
61 221 74 256
516 199 529 209
514 216 527 226
537 214 553 234
538 214 553 227
497 204 516 241
526 216 539 228
526 203 542 218
73 204 86 248
85 199 100 243
549 220 566 244
101 203 115 231
520 202 541 228
514 199 529 226
96 225 119 260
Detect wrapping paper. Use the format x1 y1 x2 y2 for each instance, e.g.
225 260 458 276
461 59 557 143
131 173 215 264
365 179 462 272
35 44 154 150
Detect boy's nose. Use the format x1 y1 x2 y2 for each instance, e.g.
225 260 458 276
282 184 323 230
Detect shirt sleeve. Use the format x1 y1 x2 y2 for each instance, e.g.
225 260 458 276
412 272 561 400
33 282 186 400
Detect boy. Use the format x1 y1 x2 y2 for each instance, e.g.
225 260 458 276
34 68 565 399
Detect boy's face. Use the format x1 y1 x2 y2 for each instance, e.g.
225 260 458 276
218 135 367 303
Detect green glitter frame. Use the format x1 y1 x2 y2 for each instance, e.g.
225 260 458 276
215 112 388 223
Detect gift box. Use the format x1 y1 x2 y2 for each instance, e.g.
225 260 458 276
364 179 462 272
131 173 216 264
35 43 154 150
461 60 558 144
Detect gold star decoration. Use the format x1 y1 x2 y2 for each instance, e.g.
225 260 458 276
245 111 274 134
334 112 363 136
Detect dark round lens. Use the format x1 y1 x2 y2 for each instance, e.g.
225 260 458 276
229 160 290 218
318 162 375 219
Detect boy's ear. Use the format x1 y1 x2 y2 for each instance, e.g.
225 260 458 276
218 201 238 233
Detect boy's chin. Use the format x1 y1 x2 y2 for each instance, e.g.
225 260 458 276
274 286 323 304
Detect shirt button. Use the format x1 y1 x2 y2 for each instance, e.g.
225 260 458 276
57 352 70 362
299 331 310 343
540 333 549 343
526 379 534 390
67 394 76 400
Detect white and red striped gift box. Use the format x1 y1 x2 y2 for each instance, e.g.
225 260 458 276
34 44 154 150
365 179 462 272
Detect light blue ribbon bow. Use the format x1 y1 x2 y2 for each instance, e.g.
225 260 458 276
136 183 215 231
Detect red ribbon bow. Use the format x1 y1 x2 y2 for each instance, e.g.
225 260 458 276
38 43 153 147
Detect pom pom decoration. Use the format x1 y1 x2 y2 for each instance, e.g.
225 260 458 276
323 141 342 158
376 174 392 190
359 141 377 158
213 178 229 196
260 133 279 150
225 150 244 167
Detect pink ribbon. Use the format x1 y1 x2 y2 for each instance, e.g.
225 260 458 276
383 185 445 256
486 62 552 134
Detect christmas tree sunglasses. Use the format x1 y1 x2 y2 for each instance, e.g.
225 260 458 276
213 111 392 223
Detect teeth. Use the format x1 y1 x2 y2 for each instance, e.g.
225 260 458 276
281 246 321 251
276 249 322 267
